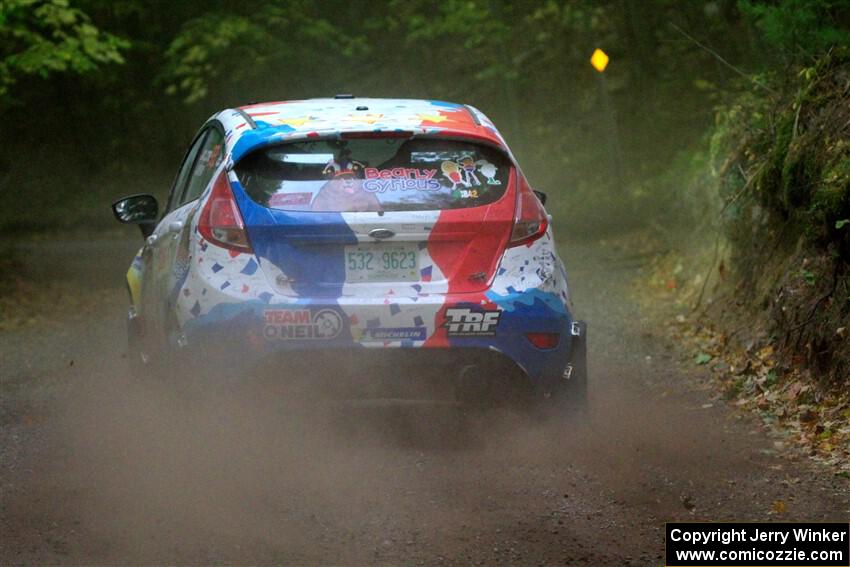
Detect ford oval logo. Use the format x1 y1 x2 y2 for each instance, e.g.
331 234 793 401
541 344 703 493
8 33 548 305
369 228 395 239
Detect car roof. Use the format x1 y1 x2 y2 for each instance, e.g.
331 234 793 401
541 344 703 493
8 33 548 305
216 97 509 164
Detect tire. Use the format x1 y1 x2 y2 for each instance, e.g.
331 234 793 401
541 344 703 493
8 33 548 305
126 308 214 396
454 363 531 412
126 307 154 380
454 364 494 410
127 307 177 384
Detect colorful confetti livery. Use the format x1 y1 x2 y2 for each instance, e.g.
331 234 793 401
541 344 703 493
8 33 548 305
117 97 585 399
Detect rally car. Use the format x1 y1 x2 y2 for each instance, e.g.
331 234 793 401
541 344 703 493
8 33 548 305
112 96 586 410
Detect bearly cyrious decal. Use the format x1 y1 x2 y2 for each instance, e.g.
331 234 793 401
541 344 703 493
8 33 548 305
363 168 440 193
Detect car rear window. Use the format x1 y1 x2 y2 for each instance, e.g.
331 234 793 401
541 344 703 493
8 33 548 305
234 138 511 212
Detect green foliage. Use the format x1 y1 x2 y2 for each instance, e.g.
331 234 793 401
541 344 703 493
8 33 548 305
1 0 845 235
714 48 850 262
162 3 368 104
394 0 606 85
0 0 127 104
739 0 850 58
765 369 778 387
799 269 816 285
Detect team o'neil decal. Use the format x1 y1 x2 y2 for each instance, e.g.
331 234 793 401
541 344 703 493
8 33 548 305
263 308 344 340
442 308 501 337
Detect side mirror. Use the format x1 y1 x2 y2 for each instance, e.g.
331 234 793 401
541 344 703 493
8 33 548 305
533 190 547 206
112 194 158 238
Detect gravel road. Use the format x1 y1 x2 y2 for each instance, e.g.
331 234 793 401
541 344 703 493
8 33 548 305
1 235 847 565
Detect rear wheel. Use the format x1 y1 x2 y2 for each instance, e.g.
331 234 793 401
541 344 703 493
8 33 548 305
127 307 179 384
127 307 240 396
127 307 153 380
454 363 535 413
454 364 496 410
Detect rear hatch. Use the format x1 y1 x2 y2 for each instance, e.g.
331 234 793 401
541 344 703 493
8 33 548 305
232 135 515 298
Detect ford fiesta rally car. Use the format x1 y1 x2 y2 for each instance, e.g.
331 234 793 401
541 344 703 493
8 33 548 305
112 96 586 409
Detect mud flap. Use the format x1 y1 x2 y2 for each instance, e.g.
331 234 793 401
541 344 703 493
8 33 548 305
127 306 152 380
560 320 588 414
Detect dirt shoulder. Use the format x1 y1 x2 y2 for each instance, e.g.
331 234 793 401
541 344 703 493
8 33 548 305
638 224 850 479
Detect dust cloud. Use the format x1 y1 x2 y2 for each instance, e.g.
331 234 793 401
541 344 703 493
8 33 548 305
54 347 570 564
5 240 838 566
44 319 717 565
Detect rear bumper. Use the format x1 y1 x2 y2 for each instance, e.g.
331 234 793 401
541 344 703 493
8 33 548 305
173 217 578 387
178 291 575 385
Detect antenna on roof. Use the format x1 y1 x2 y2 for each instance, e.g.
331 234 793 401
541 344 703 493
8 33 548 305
334 93 355 99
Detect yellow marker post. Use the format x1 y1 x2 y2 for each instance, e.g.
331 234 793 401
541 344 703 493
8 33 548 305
590 48 609 73
589 48 624 185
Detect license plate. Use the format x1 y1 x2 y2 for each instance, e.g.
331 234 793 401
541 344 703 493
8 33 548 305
344 243 419 283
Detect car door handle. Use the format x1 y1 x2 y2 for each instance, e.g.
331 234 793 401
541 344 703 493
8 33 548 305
168 221 184 233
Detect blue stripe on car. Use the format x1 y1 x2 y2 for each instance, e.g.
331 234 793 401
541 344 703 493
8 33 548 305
229 179 358 299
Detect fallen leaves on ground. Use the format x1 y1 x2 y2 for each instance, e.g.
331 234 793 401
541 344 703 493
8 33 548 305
637 249 850 479
694 353 712 365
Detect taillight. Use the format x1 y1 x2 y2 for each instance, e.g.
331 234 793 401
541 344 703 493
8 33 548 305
525 332 560 349
509 176 548 247
198 171 252 253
